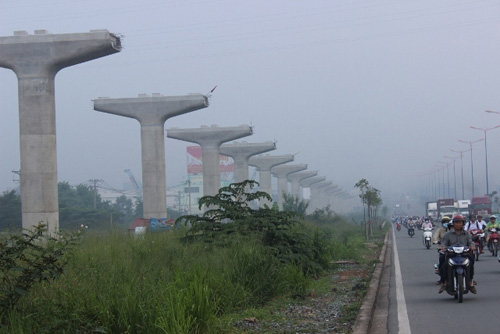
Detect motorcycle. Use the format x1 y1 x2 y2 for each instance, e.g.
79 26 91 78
444 244 472 303
469 229 483 261
396 223 401 231
408 225 415 238
423 227 433 249
488 228 500 257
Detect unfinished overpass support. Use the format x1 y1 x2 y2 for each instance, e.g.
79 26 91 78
94 94 208 219
0 30 121 233
309 180 332 213
219 141 276 183
271 163 307 209
167 125 253 196
288 170 317 199
248 154 294 207
300 175 326 199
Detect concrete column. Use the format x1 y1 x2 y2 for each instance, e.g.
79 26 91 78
167 125 253 196
321 185 339 209
219 141 276 183
300 176 326 198
309 180 332 213
249 154 294 207
288 170 317 199
271 163 307 209
94 94 208 219
0 30 121 233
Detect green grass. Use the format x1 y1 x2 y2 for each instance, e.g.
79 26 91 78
0 218 383 333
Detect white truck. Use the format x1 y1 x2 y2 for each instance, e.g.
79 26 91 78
426 201 438 222
457 200 471 217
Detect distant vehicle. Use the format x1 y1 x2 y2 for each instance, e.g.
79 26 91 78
457 199 471 217
426 201 438 221
469 196 492 218
437 198 455 219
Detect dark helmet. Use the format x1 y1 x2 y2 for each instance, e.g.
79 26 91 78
452 215 465 222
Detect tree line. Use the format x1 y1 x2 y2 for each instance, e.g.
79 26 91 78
0 182 144 231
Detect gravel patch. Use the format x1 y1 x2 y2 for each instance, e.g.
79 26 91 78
232 264 371 333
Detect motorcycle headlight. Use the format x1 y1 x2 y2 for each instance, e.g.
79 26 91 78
448 257 470 266
452 246 464 253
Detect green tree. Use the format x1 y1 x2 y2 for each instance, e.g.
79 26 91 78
180 180 329 277
0 190 21 230
59 182 115 230
0 223 84 321
355 179 382 239
282 192 309 215
112 195 135 227
134 198 143 218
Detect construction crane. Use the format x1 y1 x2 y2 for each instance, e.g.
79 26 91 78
124 169 142 199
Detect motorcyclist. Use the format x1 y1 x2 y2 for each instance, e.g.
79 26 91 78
407 218 416 236
439 215 477 294
466 214 487 252
422 218 433 230
433 216 451 285
485 215 500 248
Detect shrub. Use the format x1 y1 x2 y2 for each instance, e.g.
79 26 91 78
0 223 83 322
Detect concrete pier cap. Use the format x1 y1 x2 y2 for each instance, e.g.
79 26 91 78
288 170 318 199
167 125 253 196
300 175 326 188
309 180 332 212
93 93 209 219
94 93 209 124
271 163 307 209
320 184 339 207
0 30 122 74
220 141 276 183
0 29 121 234
248 154 294 206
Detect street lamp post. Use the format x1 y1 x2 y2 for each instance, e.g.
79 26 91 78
450 148 470 200
444 155 459 200
458 138 484 198
435 164 447 198
470 125 500 196
438 161 451 198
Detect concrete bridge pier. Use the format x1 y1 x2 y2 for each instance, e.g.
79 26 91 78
93 94 208 219
300 175 326 199
248 154 294 207
271 163 307 209
0 30 121 233
220 141 276 183
288 170 317 199
309 180 332 212
167 125 253 196
321 185 339 209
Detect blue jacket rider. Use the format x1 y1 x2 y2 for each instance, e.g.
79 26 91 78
438 215 476 294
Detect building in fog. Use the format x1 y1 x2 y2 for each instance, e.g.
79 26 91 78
171 146 235 215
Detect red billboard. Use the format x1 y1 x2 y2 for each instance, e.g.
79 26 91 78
186 146 234 175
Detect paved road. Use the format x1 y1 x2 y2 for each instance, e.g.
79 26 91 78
382 225 500 333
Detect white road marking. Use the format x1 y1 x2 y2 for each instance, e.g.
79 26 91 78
393 227 411 334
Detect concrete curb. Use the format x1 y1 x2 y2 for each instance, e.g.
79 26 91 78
352 231 389 334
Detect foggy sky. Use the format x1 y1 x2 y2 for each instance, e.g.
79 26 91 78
1 0 500 210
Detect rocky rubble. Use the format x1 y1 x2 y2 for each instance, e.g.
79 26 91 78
233 265 370 333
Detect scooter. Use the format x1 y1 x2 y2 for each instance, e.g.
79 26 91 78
469 229 483 261
423 227 433 249
408 226 415 238
396 223 401 231
488 228 500 257
445 244 472 303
